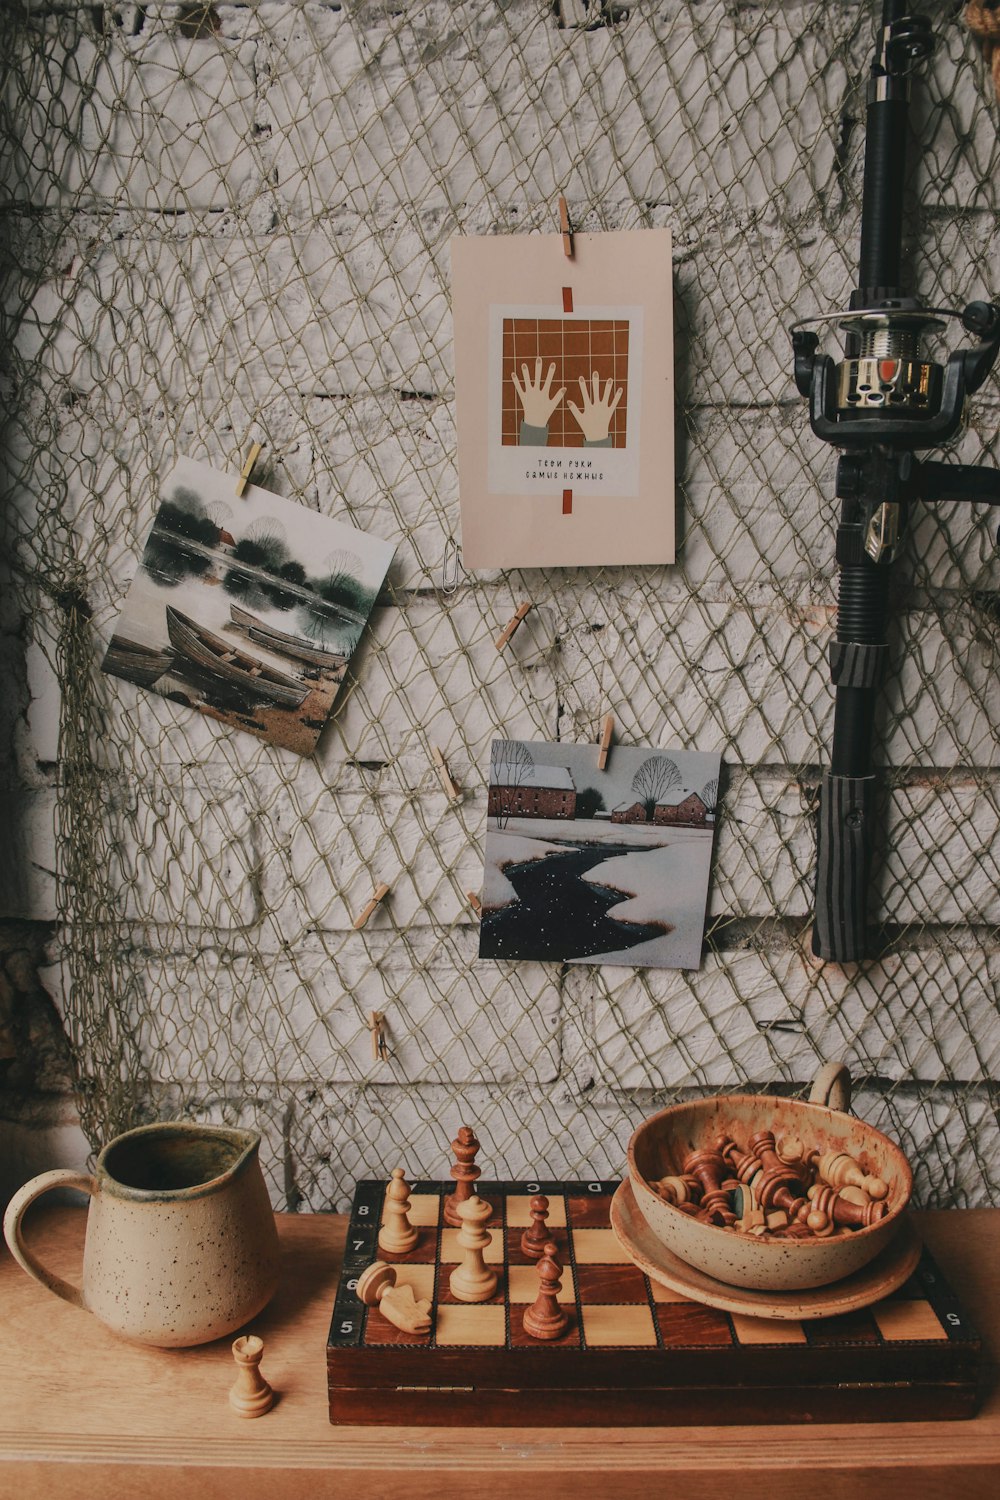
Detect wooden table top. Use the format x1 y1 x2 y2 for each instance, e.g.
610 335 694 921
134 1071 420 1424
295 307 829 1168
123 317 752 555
1 1204 998 1499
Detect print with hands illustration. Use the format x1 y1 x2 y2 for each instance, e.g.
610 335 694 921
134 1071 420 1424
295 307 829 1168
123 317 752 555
567 372 623 444
512 360 623 448
511 358 566 428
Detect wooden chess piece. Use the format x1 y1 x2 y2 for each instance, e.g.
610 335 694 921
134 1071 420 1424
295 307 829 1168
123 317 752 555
805 1202 837 1237
444 1125 481 1228
776 1134 806 1165
650 1173 701 1207
449 1194 498 1303
682 1147 736 1226
523 1240 569 1341
730 1178 765 1233
378 1168 419 1255
718 1136 763 1193
807 1182 888 1230
520 1195 551 1259
356 1261 432 1334
748 1130 809 1221
814 1149 889 1202
229 1335 273 1418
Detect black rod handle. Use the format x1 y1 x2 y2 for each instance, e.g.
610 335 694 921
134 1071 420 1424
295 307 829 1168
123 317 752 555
813 561 890 961
813 773 877 962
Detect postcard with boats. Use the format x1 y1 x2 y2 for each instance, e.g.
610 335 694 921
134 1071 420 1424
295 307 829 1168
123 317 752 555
480 737 720 970
101 456 395 755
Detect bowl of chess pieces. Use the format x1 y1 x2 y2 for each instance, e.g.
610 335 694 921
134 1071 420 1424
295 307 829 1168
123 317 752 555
627 1062 913 1291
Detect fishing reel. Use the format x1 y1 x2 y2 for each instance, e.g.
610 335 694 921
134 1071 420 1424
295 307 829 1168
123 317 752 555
790 300 1000 563
788 4 1000 562
791 298 1000 450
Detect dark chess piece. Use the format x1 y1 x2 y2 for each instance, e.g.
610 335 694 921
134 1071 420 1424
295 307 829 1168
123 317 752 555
682 1147 737 1226
807 1182 887 1230
520 1195 550 1260
443 1125 481 1227
748 1130 809 1222
522 1240 570 1341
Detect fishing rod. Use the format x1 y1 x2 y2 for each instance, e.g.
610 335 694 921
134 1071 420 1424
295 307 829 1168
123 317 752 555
790 0 1000 962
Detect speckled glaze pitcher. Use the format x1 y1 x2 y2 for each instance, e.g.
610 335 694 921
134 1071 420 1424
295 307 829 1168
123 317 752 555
3 1122 280 1347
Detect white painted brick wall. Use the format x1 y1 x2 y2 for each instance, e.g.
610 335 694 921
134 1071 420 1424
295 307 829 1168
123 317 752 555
2 1 999 1209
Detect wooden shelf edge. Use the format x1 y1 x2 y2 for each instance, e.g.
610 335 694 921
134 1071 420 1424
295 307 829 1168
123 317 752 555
2 1424 999 1473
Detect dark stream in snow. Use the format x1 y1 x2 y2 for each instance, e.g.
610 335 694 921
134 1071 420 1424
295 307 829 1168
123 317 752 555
479 843 665 961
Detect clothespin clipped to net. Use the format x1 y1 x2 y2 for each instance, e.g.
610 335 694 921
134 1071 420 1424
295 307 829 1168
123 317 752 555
431 745 461 804
466 891 483 920
235 440 262 497
369 1011 389 1062
597 713 614 771
495 601 532 652
559 195 574 259
353 882 391 930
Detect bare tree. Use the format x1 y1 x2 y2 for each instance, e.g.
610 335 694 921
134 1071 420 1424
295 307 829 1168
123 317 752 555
700 777 719 811
314 548 370 617
631 755 681 819
490 739 535 828
321 548 363 591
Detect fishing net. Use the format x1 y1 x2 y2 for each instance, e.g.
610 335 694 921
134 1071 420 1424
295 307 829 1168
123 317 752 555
3 0 998 1210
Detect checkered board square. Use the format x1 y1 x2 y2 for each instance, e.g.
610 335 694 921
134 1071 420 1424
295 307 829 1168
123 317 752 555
327 1180 984 1426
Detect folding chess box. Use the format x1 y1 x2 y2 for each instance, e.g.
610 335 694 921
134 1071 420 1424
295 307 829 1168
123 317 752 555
327 1179 985 1426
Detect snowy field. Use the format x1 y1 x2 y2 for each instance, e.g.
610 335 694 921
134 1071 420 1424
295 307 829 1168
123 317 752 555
482 818 715 971
573 830 714 969
486 815 673 850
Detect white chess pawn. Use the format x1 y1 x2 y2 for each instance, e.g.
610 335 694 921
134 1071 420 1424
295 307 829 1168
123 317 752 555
449 1194 498 1303
378 1168 419 1255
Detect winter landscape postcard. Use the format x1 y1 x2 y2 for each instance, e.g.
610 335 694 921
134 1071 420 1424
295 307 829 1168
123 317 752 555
102 456 395 756
452 227 674 570
480 737 720 971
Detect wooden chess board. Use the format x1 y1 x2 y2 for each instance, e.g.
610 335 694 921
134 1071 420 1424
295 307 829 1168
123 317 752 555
326 1179 985 1425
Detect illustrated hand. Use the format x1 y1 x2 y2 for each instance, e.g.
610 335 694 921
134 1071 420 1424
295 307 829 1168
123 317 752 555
567 372 623 443
511 357 566 428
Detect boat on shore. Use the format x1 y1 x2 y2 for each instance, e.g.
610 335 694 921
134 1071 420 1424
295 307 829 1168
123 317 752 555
229 605 348 670
164 607 309 710
103 637 176 689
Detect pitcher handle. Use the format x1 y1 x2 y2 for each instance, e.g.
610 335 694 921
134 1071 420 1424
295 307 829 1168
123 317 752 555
808 1060 852 1114
3 1169 96 1308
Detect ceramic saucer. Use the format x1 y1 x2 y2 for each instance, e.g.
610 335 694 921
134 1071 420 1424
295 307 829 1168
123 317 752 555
610 1177 922 1320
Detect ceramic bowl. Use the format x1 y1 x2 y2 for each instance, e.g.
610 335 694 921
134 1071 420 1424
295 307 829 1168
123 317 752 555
627 1077 912 1291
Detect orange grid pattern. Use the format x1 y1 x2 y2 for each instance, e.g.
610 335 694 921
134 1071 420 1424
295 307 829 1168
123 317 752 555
501 318 630 448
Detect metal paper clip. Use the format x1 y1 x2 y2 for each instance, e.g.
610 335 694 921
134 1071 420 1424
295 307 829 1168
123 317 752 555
441 538 460 596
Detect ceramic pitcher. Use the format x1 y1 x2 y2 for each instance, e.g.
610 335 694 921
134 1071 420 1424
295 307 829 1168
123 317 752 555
3 1121 280 1347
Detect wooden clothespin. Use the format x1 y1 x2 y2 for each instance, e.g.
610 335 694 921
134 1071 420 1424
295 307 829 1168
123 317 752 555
466 891 483 919
353 882 391 930
495 601 532 652
558 196 574 259
369 1011 388 1062
431 746 461 803
235 441 262 498
597 713 614 771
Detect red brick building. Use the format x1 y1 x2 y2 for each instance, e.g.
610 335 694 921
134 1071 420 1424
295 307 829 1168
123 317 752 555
611 800 648 824
488 764 576 820
653 791 709 827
